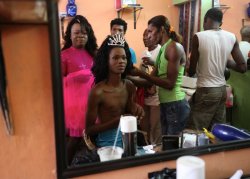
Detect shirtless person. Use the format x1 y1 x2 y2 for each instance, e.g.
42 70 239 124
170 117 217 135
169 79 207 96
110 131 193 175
85 34 144 148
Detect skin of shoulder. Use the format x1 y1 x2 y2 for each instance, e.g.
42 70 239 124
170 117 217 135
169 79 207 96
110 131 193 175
163 40 182 88
85 79 144 136
85 80 129 135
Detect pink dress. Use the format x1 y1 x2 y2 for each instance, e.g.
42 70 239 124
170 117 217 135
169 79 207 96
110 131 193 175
61 47 94 137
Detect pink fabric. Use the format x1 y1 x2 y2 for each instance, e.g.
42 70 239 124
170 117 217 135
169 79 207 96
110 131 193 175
61 47 93 76
64 69 94 137
61 47 94 137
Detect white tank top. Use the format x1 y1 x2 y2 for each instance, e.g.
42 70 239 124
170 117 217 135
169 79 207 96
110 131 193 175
196 29 236 87
144 44 161 106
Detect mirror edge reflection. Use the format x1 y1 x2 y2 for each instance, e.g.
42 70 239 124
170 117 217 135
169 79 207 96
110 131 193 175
47 1 67 179
47 1 250 179
64 139 250 178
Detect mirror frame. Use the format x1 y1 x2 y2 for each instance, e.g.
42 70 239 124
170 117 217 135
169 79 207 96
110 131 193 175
47 1 250 179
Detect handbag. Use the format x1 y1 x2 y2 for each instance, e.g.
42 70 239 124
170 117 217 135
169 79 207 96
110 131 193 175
71 130 99 166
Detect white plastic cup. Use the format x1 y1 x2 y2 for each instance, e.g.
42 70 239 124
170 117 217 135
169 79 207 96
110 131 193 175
97 146 123 162
177 156 205 179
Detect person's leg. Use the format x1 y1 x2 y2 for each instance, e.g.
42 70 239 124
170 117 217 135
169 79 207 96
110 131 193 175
149 105 161 144
210 86 227 129
189 87 225 130
177 99 190 132
160 103 168 135
140 105 150 143
66 136 81 165
161 102 180 135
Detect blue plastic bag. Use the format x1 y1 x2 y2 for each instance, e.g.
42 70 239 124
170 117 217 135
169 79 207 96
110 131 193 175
212 123 250 141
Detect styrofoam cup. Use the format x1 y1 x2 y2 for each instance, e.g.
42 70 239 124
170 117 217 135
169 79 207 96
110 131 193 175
97 146 123 162
120 115 137 133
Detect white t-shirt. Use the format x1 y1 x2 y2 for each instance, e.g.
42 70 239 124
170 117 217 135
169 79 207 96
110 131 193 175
239 41 250 62
143 44 161 106
196 29 236 87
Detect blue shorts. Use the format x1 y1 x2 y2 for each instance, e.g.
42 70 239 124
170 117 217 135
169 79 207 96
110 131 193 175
160 99 190 135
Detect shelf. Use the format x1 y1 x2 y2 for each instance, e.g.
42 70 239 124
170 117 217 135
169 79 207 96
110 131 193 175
0 1 48 24
214 4 230 14
60 16 74 39
116 5 143 29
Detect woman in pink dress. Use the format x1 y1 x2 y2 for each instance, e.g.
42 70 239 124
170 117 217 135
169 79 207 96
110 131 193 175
61 15 98 164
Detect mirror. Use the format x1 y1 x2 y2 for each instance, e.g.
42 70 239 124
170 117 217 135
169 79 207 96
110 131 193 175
49 0 250 178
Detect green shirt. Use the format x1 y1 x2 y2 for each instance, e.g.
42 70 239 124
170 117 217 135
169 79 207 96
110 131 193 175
156 39 185 103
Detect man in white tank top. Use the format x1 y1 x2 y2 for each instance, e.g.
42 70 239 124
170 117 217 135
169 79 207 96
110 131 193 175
188 8 247 130
239 26 250 63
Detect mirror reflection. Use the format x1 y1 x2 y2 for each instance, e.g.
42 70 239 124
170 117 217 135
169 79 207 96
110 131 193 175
58 0 250 170
61 15 98 165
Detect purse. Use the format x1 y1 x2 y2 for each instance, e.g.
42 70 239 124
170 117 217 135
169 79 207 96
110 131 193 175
71 130 99 166
82 130 96 150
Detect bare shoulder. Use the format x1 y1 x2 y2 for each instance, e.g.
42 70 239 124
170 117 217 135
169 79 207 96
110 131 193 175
89 81 105 98
167 40 180 53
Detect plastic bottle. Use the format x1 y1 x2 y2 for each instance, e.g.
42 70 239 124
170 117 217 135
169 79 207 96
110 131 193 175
66 0 77 17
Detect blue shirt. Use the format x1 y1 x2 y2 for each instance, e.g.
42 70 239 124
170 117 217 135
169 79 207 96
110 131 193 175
129 48 137 64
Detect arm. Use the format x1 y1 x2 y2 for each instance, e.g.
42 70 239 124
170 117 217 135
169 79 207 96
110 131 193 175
188 35 199 77
227 39 247 73
85 87 100 135
132 42 180 90
125 80 144 119
61 52 67 76
126 75 153 87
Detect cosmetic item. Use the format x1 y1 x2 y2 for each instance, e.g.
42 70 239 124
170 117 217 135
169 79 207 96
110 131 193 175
66 0 77 17
120 115 137 157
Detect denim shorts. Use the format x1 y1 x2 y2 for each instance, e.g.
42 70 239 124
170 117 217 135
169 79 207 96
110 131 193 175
160 99 190 135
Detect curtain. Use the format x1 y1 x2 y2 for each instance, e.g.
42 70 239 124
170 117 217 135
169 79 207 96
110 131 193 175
178 0 201 55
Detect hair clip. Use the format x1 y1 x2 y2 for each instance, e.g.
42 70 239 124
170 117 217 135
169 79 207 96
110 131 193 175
169 26 175 33
108 33 125 47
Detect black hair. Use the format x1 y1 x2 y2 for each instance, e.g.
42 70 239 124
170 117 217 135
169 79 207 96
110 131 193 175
62 15 98 57
91 35 132 84
110 18 128 33
240 25 250 40
204 8 223 23
148 15 181 43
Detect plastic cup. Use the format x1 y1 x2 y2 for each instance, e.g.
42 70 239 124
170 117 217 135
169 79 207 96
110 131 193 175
97 146 123 162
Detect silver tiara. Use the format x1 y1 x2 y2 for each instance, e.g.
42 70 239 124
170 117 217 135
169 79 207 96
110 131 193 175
108 34 125 47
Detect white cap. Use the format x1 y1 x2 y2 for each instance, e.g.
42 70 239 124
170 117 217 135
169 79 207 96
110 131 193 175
177 156 205 179
120 115 137 133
